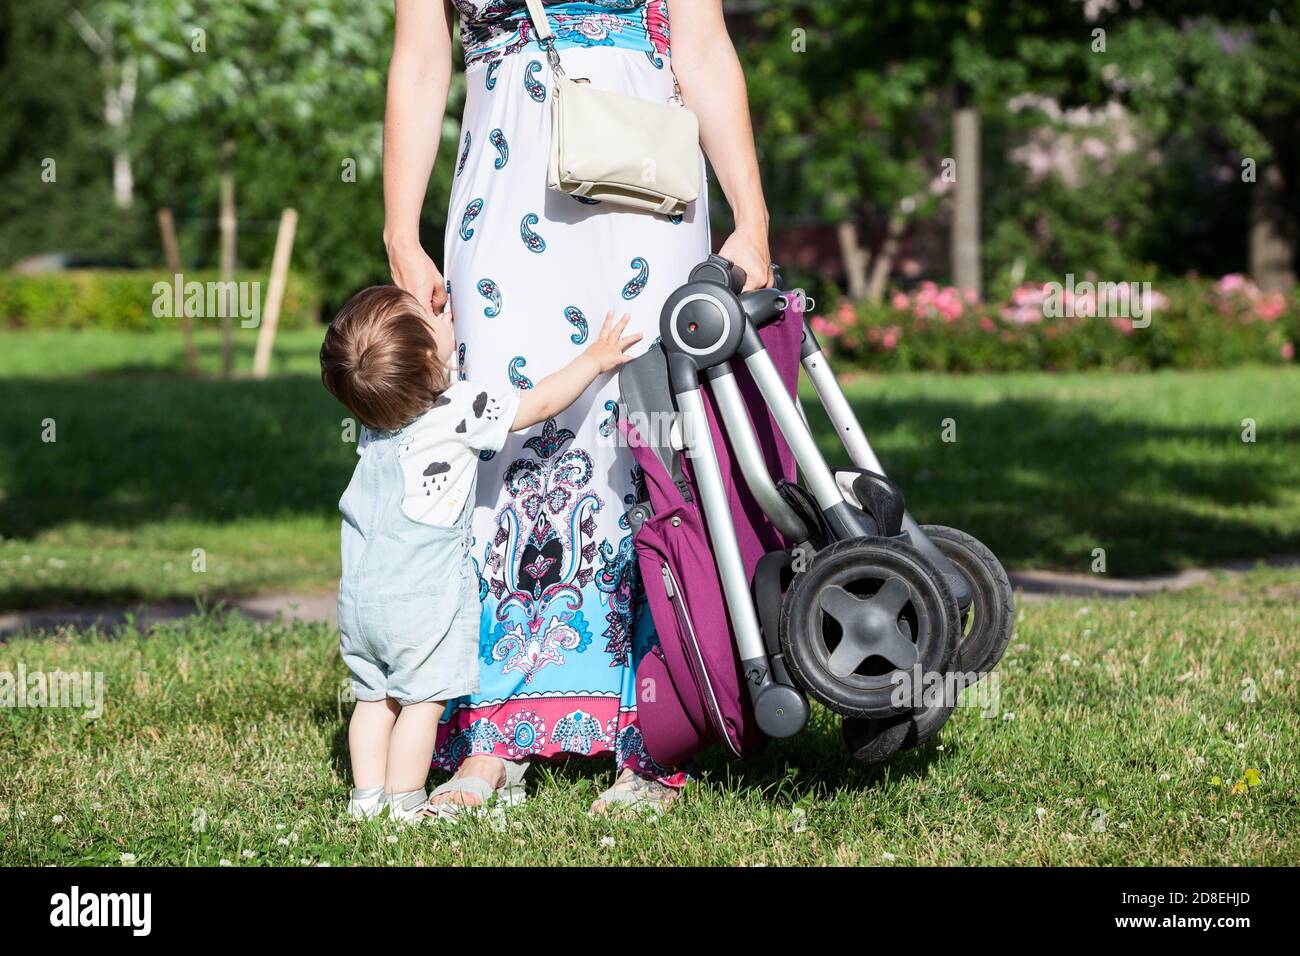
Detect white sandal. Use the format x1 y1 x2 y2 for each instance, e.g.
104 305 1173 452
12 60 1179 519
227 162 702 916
425 758 529 821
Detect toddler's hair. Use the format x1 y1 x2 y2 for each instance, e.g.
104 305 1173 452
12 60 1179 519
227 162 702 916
320 286 449 431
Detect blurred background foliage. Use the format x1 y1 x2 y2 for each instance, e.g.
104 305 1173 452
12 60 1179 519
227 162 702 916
1 0 1298 322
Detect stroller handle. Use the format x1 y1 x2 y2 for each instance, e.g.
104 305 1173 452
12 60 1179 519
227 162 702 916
689 255 790 327
740 288 789 329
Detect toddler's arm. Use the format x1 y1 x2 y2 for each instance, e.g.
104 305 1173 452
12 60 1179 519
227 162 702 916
512 312 642 431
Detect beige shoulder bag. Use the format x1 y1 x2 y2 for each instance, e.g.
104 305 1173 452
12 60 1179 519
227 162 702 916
523 0 701 216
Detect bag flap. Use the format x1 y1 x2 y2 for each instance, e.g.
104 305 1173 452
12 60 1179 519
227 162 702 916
553 77 700 202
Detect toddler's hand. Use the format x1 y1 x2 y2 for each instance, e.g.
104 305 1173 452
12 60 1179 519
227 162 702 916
585 312 642 373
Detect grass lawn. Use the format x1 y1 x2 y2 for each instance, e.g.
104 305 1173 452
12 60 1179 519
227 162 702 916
2 327 1298 608
1 565 1296 866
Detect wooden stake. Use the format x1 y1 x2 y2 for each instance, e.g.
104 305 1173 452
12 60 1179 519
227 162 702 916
252 208 299 380
157 207 200 377
218 138 238 378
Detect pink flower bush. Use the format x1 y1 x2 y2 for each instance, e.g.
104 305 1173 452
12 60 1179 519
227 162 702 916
1256 293 1286 323
1002 284 1049 325
812 273 1295 372
811 315 843 340
897 281 972 323
1216 273 1249 296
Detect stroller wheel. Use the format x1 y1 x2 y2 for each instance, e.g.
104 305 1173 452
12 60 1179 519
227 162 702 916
920 525 1015 679
882 528 1014 752
779 537 959 718
899 703 956 751
842 713 911 764
845 705 955 761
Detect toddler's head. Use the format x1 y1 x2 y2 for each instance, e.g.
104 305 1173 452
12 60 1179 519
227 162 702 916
320 286 454 431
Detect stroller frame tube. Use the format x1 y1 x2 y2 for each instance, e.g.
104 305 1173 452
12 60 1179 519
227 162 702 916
707 366 811 543
740 348 844 511
802 348 886 474
673 386 773 671
800 328 974 607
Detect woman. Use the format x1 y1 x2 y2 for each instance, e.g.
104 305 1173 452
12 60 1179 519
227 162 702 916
382 0 772 813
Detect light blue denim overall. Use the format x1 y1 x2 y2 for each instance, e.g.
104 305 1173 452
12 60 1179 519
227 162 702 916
337 428 480 706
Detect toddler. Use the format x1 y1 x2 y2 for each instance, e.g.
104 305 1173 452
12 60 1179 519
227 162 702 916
320 285 640 820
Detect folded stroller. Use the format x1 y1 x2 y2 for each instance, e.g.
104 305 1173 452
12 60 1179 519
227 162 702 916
619 255 1015 766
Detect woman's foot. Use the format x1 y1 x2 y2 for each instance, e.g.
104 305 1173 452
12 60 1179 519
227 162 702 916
427 755 523 808
590 768 682 816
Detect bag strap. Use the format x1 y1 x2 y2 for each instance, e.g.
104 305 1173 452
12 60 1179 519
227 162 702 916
523 0 552 41
523 0 565 75
525 0 684 101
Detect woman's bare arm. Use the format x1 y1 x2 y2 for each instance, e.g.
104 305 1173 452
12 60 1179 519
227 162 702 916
383 0 456 315
667 0 772 291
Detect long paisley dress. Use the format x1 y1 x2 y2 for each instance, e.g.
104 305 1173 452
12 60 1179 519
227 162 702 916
435 0 709 780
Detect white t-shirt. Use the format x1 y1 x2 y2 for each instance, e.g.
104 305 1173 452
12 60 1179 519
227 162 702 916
360 381 520 528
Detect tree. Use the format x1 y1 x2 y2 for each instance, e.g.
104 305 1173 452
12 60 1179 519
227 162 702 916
0 0 146 265
1059 0 1298 289
739 0 1100 301
113 0 401 368
68 6 138 209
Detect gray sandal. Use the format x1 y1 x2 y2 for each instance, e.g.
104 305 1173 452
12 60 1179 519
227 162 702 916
590 770 681 816
426 758 529 820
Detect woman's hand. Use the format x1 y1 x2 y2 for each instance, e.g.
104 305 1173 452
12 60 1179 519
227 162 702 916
387 237 447 316
718 229 774 291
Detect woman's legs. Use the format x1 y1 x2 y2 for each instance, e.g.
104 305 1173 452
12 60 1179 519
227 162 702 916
428 756 683 813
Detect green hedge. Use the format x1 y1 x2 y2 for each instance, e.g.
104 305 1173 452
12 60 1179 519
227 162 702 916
0 270 321 332
811 275 1299 372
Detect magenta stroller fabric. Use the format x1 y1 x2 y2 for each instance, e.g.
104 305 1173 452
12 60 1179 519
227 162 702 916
627 305 804 765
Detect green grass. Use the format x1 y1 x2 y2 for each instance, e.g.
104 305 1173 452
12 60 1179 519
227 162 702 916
2 566 1296 866
1 329 1296 865
0 328 348 609
1 328 1298 609
802 365 1300 575
0 327 326 378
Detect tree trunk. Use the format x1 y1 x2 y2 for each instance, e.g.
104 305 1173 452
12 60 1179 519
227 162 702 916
952 105 982 297
112 151 134 209
1250 161 1297 293
219 139 238 378
836 220 869 302
68 10 135 209
157 208 200 377
106 60 136 208
866 210 908 305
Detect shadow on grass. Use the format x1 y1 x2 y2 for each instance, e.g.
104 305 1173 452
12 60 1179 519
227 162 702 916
687 709 948 801
316 702 938 803
0 373 354 537
811 392 1300 574
0 370 1296 610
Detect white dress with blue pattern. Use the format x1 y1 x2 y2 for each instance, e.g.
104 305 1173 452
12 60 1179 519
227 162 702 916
435 0 709 777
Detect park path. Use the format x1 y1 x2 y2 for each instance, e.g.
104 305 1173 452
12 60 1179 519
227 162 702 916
1 556 1296 639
